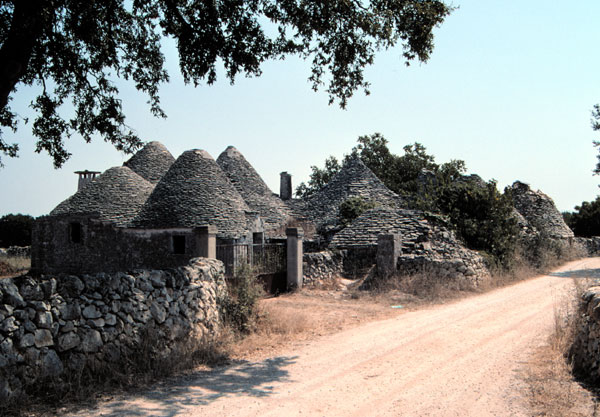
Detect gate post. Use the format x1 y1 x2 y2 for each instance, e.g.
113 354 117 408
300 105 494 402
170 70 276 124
195 225 217 259
286 227 304 290
377 233 401 278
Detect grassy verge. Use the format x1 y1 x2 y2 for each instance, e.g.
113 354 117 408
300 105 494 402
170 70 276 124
0 256 30 278
523 278 599 416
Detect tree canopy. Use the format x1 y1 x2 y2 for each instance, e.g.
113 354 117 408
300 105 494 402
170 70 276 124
297 134 519 268
0 213 33 247
563 197 600 237
0 0 452 167
593 104 600 174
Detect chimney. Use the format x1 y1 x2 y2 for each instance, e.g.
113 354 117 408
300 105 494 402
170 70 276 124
75 170 100 191
280 171 292 200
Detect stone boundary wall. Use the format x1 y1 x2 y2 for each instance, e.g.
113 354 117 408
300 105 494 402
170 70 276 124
396 253 490 289
574 237 600 256
303 250 345 286
1 246 31 258
0 258 225 403
570 286 600 383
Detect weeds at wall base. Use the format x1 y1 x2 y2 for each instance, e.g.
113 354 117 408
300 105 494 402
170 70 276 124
523 278 600 417
0 329 231 417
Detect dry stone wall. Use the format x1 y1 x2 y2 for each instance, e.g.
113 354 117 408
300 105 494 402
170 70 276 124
570 286 600 383
303 250 345 286
0 258 225 403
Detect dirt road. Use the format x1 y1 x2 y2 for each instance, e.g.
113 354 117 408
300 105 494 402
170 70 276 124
73 258 600 417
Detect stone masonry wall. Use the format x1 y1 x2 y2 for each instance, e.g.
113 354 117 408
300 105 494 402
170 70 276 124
0 258 225 403
570 286 600 383
32 214 205 275
303 250 345 286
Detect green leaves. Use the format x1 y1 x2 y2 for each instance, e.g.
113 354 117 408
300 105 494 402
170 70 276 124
563 196 600 237
0 0 452 167
339 196 377 226
295 155 341 198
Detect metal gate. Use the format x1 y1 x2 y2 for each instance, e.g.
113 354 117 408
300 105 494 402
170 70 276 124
216 243 286 277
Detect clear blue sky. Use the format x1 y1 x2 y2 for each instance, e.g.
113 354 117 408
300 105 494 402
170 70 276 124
2 0 600 217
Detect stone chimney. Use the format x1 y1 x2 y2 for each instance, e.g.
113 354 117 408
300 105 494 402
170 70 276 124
75 170 100 191
280 172 292 200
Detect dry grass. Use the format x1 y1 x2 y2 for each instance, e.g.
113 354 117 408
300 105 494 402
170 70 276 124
3 329 231 417
523 278 599 417
226 287 401 361
0 256 30 278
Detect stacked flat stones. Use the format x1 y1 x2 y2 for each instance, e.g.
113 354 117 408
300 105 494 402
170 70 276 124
0 258 225 403
570 286 600 383
123 141 175 184
511 181 574 239
330 207 433 249
216 146 292 235
303 156 404 229
50 167 154 227
331 206 490 285
133 150 252 239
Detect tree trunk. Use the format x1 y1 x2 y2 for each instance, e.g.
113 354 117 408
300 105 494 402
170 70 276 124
0 0 47 111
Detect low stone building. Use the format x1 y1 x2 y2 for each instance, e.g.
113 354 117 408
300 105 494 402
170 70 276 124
32 145 266 275
330 206 490 286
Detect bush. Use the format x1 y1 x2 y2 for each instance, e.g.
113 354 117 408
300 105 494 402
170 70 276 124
338 197 377 226
218 263 264 334
563 196 600 237
0 213 34 247
437 180 519 269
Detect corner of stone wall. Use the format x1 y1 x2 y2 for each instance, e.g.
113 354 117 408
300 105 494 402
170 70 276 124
0 257 226 405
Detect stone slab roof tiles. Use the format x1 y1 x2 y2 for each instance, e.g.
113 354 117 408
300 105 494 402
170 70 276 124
304 156 404 228
511 181 574 239
216 146 292 233
133 149 251 239
50 166 155 227
123 141 175 184
330 206 487 267
330 206 432 249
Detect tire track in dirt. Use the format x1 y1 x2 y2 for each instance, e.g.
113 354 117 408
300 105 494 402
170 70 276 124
72 258 598 417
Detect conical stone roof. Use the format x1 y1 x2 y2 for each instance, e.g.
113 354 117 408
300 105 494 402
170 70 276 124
511 181 574 239
216 146 291 233
133 149 251 238
50 166 154 227
305 156 404 228
123 141 175 184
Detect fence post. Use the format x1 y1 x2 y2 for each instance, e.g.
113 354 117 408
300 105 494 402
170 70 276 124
196 225 217 259
377 234 401 278
286 227 304 290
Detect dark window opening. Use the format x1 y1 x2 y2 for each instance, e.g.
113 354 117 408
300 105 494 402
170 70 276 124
173 235 186 254
70 222 82 243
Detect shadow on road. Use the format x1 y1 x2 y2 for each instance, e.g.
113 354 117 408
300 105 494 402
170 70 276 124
549 268 600 279
89 355 298 417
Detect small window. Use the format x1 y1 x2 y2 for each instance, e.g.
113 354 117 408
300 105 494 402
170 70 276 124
69 222 82 243
172 235 186 254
